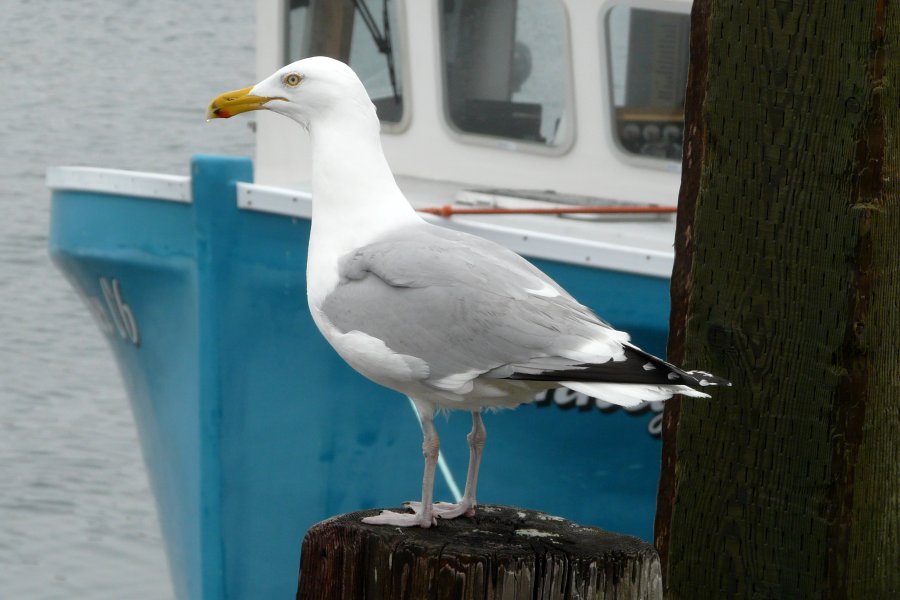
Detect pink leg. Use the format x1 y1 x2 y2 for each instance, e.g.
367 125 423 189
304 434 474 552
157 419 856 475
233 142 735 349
409 410 486 519
362 400 438 528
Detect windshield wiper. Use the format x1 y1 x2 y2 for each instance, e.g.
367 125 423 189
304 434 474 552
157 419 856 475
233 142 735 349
351 0 400 104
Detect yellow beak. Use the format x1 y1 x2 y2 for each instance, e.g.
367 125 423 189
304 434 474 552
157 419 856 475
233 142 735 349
206 86 278 120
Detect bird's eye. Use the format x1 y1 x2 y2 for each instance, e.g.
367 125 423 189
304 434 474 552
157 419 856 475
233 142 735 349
283 73 302 87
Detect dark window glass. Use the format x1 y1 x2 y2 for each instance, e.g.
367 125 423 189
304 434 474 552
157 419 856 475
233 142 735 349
439 0 570 147
287 0 404 124
606 7 690 161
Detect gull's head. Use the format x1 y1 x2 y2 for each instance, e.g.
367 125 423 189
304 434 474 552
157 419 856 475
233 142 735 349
206 57 373 126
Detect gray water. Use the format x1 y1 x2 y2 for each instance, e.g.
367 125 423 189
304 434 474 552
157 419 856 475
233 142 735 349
1 1 256 597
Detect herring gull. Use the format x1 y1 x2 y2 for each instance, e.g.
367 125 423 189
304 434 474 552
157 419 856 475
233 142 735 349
207 57 730 528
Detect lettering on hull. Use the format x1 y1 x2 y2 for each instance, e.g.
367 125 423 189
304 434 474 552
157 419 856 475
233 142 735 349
92 277 140 346
534 389 664 438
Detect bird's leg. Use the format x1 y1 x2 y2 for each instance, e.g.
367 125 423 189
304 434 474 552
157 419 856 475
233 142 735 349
437 410 486 518
362 400 438 528
408 410 486 520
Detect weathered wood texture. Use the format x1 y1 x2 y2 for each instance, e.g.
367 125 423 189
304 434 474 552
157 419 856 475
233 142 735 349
657 1 899 598
297 505 661 600
653 0 711 581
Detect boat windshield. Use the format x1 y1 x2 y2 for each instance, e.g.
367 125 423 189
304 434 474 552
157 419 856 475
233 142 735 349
287 0 405 124
439 0 570 148
606 6 690 162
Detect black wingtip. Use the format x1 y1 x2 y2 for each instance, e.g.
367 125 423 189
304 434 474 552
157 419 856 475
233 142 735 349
684 370 732 387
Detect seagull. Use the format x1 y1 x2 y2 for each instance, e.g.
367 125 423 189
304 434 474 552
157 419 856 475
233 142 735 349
207 57 730 528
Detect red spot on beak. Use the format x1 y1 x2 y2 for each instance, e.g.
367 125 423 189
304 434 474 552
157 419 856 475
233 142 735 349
215 108 231 118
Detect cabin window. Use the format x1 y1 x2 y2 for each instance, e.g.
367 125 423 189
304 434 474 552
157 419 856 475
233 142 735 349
605 6 690 161
286 0 405 125
439 0 571 148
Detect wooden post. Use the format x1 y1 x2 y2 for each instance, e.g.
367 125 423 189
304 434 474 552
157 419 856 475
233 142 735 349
297 505 661 599
656 0 900 597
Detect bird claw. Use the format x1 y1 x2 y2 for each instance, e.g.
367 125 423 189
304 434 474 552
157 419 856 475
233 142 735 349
362 509 437 528
404 500 476 519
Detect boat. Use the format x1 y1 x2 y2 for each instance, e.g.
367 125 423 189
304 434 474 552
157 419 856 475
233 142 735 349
47 0 691 598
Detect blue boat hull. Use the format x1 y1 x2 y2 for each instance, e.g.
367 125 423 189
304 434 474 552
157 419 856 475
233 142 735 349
49 156 670 599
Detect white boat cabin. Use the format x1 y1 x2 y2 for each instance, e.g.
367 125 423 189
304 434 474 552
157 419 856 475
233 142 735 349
250 0 692 276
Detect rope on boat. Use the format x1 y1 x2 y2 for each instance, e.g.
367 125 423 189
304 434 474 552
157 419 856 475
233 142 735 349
417 204 678 218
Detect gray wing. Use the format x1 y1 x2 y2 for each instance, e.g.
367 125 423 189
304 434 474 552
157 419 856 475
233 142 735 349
321 223 658 394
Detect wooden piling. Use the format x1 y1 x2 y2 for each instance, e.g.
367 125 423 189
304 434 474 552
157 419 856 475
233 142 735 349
297 505 661 599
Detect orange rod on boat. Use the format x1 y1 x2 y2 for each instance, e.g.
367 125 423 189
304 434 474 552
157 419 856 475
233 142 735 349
417 204 677 218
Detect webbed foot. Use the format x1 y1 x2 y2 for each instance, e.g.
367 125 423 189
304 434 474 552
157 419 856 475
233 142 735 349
362 507 437 528
405 500 476 519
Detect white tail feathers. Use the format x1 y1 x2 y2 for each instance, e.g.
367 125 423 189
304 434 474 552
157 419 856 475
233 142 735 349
561 381 710 408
